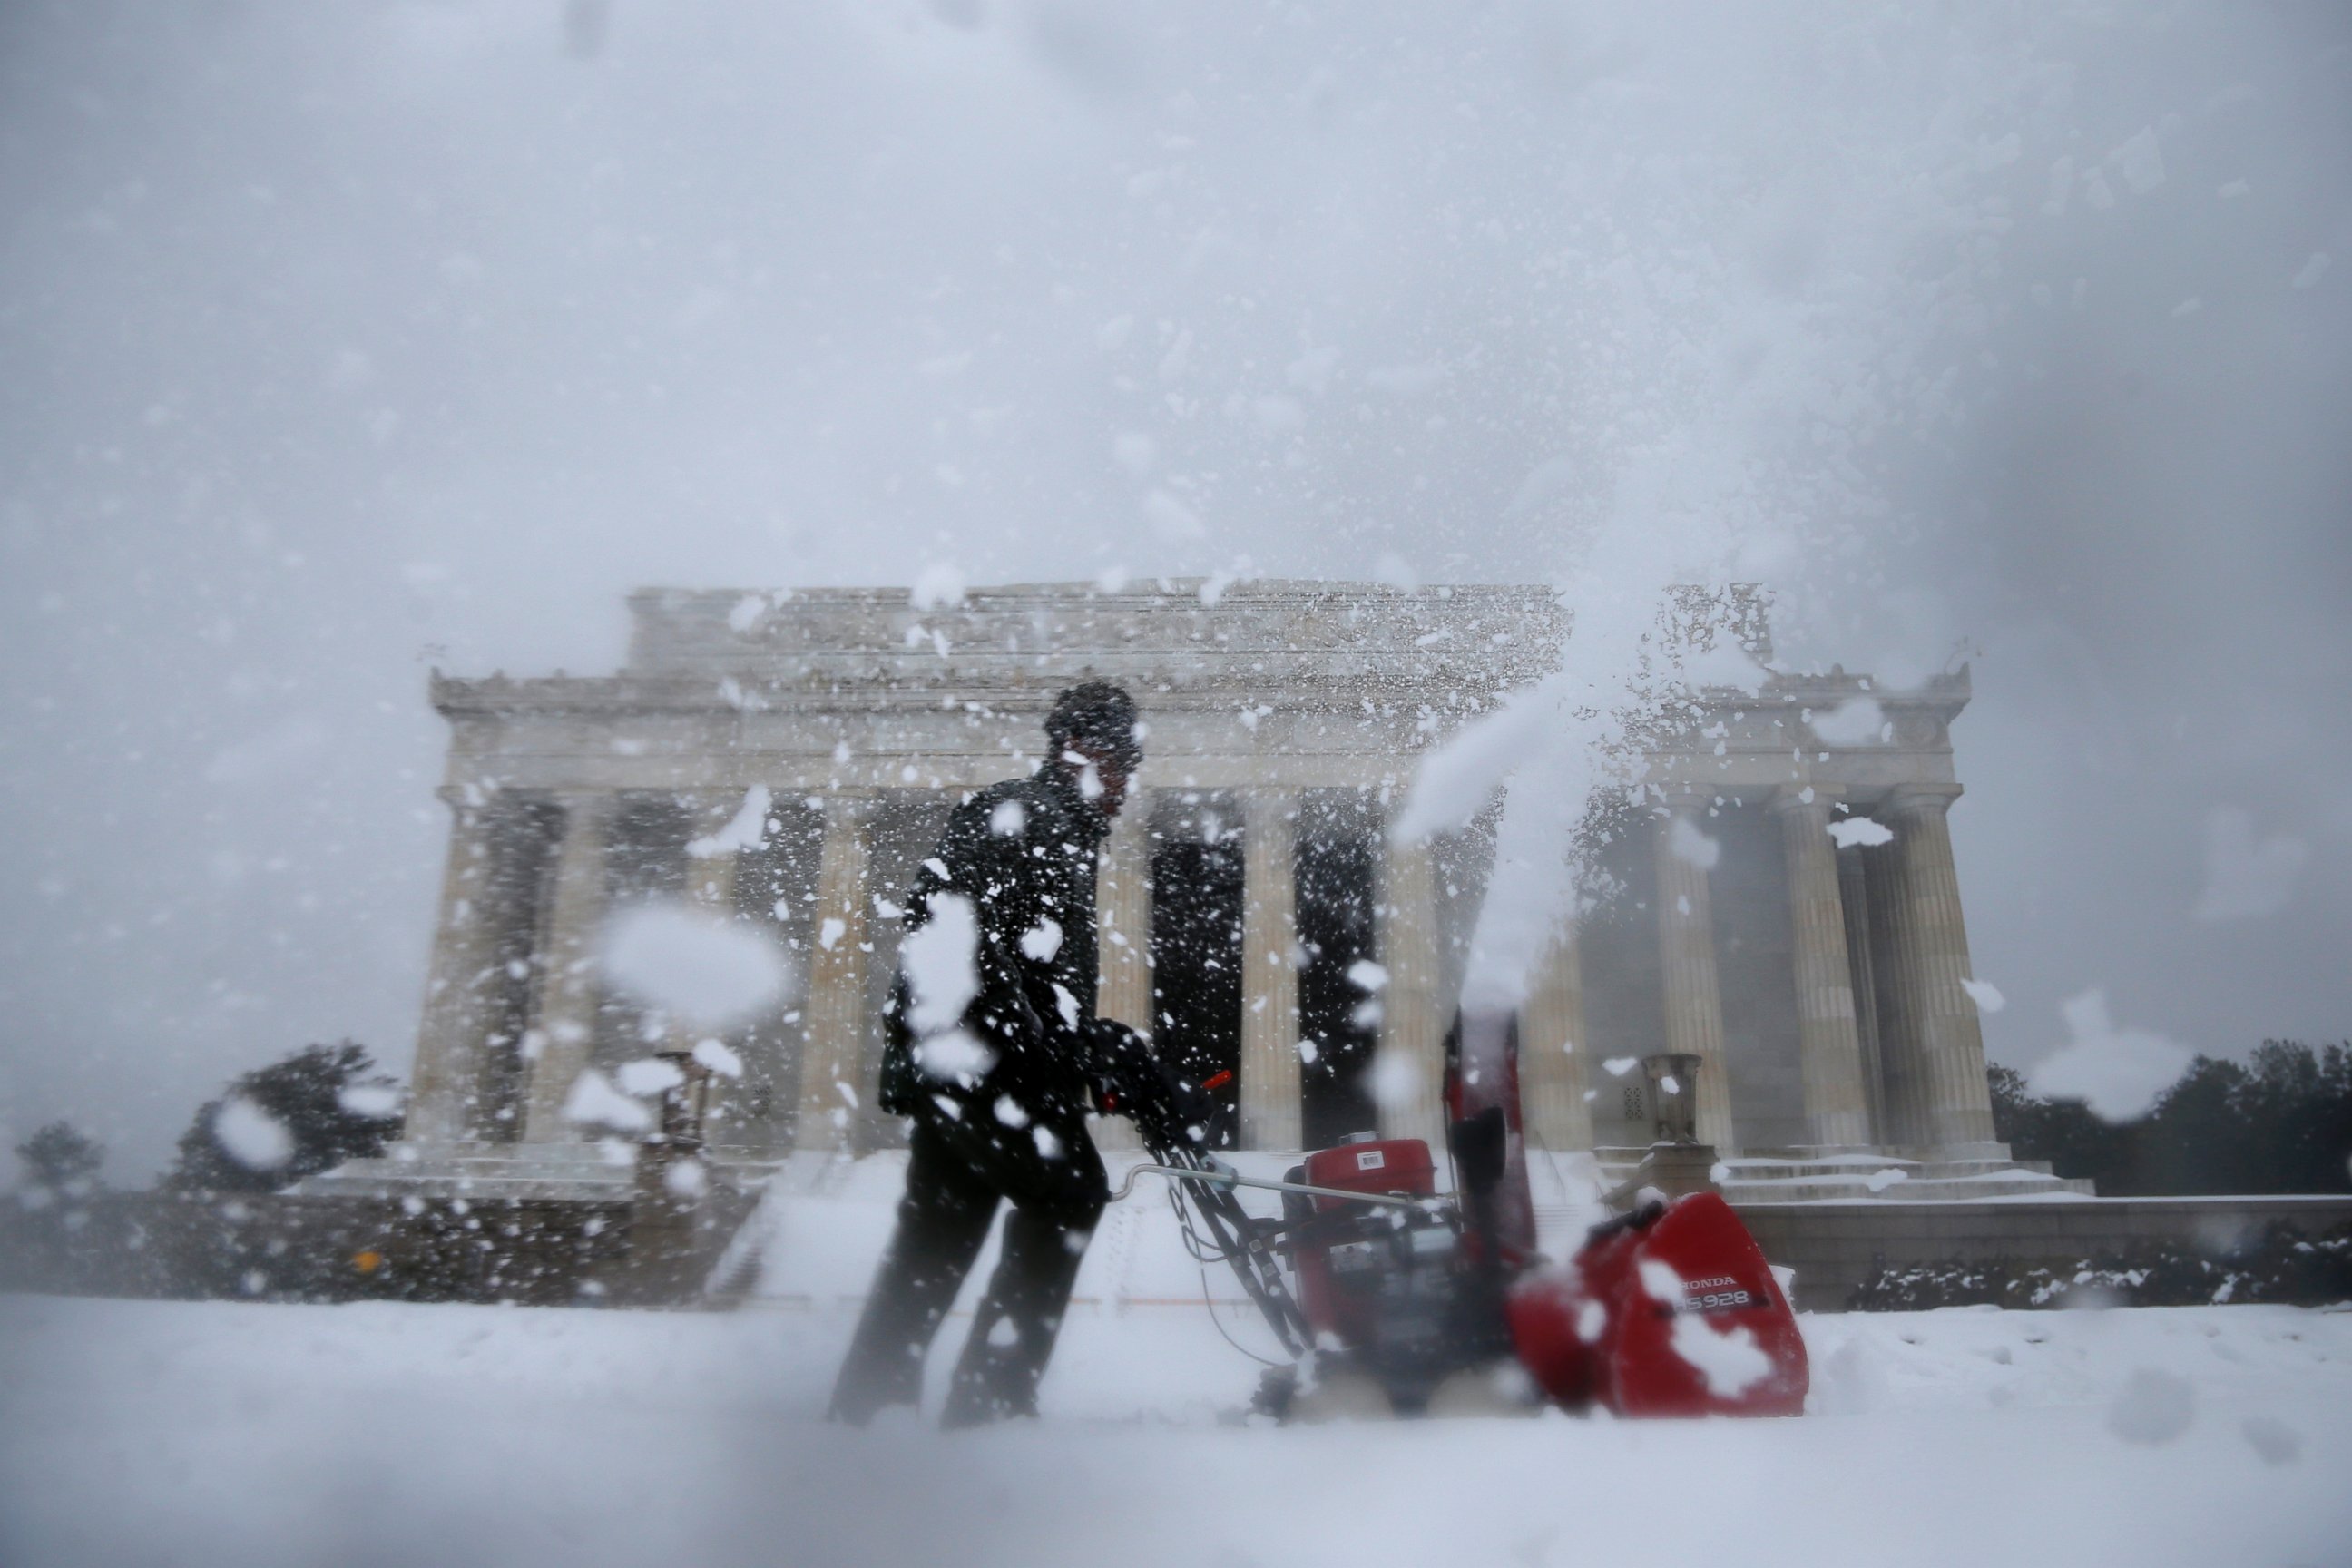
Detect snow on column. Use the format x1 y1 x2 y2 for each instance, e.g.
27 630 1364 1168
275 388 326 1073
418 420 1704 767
520 792 612 1143
1882 784 1999 1151
404 790 511 1144
1239 789 1303 1152
794 794 871 1153
1774 789 1874 1148
1375 825 1448 1150
1092 799 1152 1152
1517 918 1594 1152
1653 795 1737 1152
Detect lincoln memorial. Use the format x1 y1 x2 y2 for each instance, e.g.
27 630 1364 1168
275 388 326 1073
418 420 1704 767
384 580 2006 1187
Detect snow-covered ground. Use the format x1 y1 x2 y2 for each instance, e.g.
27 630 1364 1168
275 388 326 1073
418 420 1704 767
5 1279 2347 1568
5 1157 2349 1566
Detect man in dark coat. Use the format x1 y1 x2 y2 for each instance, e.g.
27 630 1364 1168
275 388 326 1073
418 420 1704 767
828 681 1143 1428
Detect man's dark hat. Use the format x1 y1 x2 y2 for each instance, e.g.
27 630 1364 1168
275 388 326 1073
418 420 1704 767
1046 681 1142 769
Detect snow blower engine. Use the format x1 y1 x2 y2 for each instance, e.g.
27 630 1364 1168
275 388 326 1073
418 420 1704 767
1092 1013 1809 1419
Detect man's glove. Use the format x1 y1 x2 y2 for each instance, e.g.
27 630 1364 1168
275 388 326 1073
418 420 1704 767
1085 1020 1227 1151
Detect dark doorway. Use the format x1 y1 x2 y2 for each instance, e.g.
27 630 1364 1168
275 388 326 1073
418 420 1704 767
1579 800 1669 1149
592 793 694 1076
1706 803 1805 1149
729 798 826 1153
1149 803 1244 1143
1297 797 1380 1147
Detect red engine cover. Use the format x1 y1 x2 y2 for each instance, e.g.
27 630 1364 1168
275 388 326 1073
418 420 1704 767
1300 1139 1436 1200
1292 1140 1436 1342
1506 1191 1808 1418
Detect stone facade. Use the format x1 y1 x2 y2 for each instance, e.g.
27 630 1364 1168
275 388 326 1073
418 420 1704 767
386 580 2007 1174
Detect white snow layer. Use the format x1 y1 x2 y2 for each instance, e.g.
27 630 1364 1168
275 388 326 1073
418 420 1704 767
691 1038 745 1080
909 562 966 610
1666 815 1722 869
2027 989 2196 1122
902 892 981 1034
1020 919 1063 962
560 1069 652 1134
1669 1313 1776 1398
615 1057 684 1098
686 786 773 858
2 1279 2345 1568
1958 977 2006 1014
599 902 790 1025
1388 691 1549 846
211 1096 295 1171
911 1030 995 1086
1673 637 1771 696
1808 698 1890 747
1826 815 1894 848
335 1083 402 1118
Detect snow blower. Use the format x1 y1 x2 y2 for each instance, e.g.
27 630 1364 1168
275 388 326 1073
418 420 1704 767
1093 1013 1808 1419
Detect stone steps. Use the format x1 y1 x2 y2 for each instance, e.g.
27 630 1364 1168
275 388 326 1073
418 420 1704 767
1711 1172 2094 1203
1593 1160 2066 1184
294 1141 791 1202
299 1140 2091 1207
1592 1147 2095 1204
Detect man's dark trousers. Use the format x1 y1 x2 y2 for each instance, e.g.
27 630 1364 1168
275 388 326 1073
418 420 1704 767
828 1111 1107 1427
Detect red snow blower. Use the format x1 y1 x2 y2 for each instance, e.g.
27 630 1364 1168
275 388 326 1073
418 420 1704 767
1095 1011 1808 1419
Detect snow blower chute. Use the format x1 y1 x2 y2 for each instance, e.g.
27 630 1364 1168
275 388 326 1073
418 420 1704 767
1093 1012 1808 1419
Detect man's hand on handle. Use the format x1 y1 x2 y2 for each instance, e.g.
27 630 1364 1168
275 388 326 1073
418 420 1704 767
1085 1019 1228 1151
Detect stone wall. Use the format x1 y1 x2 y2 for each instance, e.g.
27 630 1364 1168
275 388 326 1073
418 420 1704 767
1741 1196 2352 1310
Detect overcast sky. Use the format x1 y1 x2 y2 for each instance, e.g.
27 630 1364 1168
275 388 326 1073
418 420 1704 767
3 0 2347 1177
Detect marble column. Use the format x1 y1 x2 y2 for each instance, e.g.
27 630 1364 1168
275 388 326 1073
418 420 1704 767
1091 799 1153 1152
1517 918 1594 1152
1774 790 1874 1148
1376 828 1448 1149
521 792 612 1144
794 795 872 1153
1239 789 1303 1152
1836 845 1886 1141
404 790 506 1144
1882 783 1999 1151
1652 796 1736 1151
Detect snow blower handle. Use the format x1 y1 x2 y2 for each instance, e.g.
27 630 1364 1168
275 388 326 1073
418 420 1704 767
1107 1161 1433 1210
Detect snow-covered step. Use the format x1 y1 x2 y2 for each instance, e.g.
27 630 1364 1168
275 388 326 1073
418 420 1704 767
1590 1148 2097 1203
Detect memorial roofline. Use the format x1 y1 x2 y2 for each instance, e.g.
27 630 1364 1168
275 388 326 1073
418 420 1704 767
424 580 1966 719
